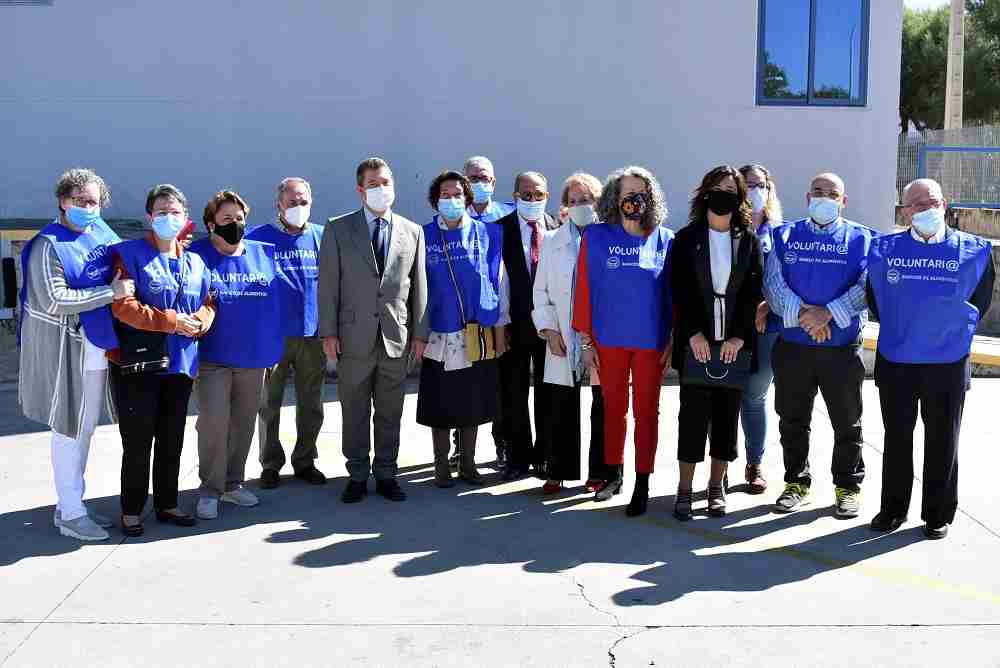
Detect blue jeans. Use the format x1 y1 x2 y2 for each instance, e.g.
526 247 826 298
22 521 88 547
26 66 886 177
740 331 778 465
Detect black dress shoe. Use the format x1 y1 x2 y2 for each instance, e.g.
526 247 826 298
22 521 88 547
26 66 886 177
869 512 906 533
155 509 197 527
340 480 368 503
260 469 281 489
294 466 327 485
625 486 649 517
375 478 407 502
121 515 144 537
924 523 949 540
494 442 508 469
501 466 529 482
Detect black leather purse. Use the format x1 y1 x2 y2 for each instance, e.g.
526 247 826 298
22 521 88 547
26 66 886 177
113 321 169 375
112 254 188 376
683 345 751 390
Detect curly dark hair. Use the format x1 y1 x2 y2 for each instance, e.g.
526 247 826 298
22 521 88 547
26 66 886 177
203 190 250 226
428 170 474 210
688 165 751 233
596 166 668 230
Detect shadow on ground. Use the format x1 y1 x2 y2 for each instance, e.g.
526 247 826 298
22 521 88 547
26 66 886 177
0 461 924 606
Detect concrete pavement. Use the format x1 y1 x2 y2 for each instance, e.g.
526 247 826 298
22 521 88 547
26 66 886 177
1 379 999 667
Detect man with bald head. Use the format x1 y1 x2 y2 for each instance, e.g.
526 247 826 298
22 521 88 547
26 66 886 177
498 171 560 480
764 173 875 518
865 178 994 539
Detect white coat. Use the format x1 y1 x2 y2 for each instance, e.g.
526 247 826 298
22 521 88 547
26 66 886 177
531 222 586 387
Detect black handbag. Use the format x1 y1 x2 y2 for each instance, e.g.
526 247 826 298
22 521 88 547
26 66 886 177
112 254 188 376
683 345 751 390
113 321 169 375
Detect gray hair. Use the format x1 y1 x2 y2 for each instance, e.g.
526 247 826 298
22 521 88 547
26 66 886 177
513 171 548 193
463 156 495 176
596 165 668 229
276 177 312 207
54 168 111 207
902 178 943 205
144 184 188 215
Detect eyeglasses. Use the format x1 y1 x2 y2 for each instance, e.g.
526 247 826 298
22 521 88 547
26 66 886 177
518 192 548 202
467 175 492 184
746 182 768 190
810 188 842 199
68 196 100 208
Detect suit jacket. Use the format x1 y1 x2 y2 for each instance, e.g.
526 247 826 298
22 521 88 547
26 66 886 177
669 221 763 372
499 210 561 347
317 209 428 359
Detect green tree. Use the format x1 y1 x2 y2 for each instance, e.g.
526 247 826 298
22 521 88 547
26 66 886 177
900 3 1000 132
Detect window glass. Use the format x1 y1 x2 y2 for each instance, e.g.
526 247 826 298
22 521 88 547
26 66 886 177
812 0 865 104
761 0 810 101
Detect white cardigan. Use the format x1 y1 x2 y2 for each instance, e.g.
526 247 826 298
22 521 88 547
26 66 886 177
531 222 585 387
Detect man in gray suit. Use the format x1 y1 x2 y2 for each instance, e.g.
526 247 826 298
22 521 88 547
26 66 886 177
318 157 428 503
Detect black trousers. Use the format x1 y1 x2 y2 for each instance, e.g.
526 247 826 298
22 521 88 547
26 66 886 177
499 337 549 471
772 339 866 492
543 383 615 481
110 367 194 515
876 355 968 526
677 384 742 464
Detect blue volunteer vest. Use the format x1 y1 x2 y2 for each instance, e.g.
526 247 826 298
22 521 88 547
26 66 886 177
423 217 503 333
113 239 211 378
772 218 873 347
868 230 991 364
190 238 283 368
585 223 674 350
19 218 121 349
756 220 784 334
245 222 323 337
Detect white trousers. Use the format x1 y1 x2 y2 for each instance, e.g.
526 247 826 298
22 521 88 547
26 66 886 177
51 364 106 522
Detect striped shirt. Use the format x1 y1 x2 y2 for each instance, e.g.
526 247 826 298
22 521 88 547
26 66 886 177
763 217 868 330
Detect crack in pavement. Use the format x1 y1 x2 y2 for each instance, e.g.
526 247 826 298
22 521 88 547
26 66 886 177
608 626 655 667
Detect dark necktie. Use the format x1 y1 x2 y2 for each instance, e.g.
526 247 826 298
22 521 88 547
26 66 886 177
372 218 386 275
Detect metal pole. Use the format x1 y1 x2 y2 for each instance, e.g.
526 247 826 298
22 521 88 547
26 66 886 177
943 0 964 130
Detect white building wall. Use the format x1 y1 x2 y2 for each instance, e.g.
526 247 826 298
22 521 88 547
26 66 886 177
0 1 903 231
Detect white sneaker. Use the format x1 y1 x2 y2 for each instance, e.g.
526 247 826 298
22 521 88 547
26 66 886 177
57 515 109 541
221 486 259 507
54 509 113 529
196 496 219 519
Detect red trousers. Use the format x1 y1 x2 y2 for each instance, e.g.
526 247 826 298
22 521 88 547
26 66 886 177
596 344 664 474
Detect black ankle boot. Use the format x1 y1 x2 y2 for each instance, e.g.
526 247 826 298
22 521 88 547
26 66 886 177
626 474 649 517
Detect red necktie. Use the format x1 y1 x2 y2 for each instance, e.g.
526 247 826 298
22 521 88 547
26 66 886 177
528 219 541 274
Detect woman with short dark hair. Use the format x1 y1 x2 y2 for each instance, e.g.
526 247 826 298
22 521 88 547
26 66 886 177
417 170 509 487
670 165 763 520
110 183 215 535
190 190 284 521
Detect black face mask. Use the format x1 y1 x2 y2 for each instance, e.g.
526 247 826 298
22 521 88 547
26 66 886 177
620 192 649 221
213 222 245 245
706 191 740 216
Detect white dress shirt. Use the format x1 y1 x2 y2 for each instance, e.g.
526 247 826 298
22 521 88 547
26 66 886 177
518 214 541 270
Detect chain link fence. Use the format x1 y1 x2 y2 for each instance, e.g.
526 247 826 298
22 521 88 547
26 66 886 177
898 125 1000 207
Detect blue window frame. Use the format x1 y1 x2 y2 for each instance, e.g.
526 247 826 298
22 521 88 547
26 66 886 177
757 0 870 107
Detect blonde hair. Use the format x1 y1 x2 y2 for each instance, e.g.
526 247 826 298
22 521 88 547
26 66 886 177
739 163 783 224
560 172 603 207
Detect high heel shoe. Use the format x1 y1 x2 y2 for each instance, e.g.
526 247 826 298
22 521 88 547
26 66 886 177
584 479 602 493
625 485 649 517
593 478 622 502
120 514 144 537
155 509 197 527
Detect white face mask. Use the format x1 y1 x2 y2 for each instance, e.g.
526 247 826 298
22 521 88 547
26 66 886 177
283 204 310 228
568 204 596 227
911 206 945 238
365 185 395 212
808 197 841 226
748 187 768 214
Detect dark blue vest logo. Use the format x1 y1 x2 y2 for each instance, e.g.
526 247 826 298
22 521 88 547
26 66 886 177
85 264 103 280
887 269 901 285
835 244 849 255
606 256 621 270
946 260 960 272
784 251 798 265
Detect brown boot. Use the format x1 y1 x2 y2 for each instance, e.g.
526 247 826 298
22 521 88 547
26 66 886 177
745 463 767 495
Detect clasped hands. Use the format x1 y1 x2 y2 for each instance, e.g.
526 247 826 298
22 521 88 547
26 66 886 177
798 303 833 343
689 332 743 364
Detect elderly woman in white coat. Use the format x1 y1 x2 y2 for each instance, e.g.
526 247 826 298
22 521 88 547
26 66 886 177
531 173 619 495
